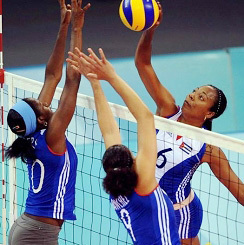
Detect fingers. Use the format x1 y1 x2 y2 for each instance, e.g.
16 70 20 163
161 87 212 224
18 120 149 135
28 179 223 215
66 57 78 67
78 0 82 8
58 0 65 8
70 65 80 73
66 4 71 11
87 48 102 64
68 51 80 62
83 3 91 12
71 0 76 6
67 48 108 79
80 51 98 67
157 2 163 19
68 51 90 68
157 1 162 9
98 48 106 64
74 47 82 56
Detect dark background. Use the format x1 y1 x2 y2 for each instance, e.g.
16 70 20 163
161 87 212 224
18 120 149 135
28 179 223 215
2 0 244 68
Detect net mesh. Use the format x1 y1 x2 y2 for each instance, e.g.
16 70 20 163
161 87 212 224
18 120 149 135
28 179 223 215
1 72 244 245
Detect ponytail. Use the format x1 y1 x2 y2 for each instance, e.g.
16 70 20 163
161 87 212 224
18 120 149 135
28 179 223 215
102 144 138 198
103 167 138 198
5 137 35 163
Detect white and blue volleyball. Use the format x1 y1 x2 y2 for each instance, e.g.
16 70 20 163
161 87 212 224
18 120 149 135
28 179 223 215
119 0 159 31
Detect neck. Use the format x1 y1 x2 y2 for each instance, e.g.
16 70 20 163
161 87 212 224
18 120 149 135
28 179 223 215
178 115 204 128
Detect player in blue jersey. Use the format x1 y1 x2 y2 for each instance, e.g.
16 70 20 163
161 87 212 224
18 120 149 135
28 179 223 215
5 1 90 244
135 3 244 245
67 47 181 245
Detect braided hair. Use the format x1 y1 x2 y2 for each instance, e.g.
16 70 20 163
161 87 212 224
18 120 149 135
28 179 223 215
203 85 227 131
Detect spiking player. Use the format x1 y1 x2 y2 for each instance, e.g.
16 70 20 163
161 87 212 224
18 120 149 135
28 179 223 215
135 2 244 245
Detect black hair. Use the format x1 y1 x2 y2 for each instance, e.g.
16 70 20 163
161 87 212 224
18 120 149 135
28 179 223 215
5 98 37 163
203 85 227 131
102 144 138 198
5 137 35 163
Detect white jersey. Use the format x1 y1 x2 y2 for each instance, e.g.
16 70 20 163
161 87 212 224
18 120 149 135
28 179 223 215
156 108 206 204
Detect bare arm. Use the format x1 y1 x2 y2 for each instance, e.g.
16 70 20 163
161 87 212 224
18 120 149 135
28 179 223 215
78 48 158 194
38 0 71 105
202 145 244 206
135 3 177 117
46 0 91 153
90 80 122 149
66 48 121 149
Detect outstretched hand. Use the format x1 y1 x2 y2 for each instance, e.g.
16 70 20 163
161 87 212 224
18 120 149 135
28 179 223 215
66 47 92 78
67 48 116 82
58 0 71 25
149 2 163 30
71 0 91 30
84 48 116 81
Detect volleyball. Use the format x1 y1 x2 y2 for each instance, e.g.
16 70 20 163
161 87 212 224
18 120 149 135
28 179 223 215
119 0 159 32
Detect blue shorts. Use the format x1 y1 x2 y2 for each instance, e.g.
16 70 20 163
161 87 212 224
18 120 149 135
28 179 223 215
174 192 203 239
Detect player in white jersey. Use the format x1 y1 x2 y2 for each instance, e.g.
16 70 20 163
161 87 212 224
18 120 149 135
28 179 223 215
67 48 181 244
135 3 244 245
6 1 90 244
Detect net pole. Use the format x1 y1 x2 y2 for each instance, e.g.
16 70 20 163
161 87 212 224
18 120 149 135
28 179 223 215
7 76 17 229
0 0 7 244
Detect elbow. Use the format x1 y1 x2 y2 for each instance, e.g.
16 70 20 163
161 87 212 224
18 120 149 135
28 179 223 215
135 51 151 68
135 58 150 69
235 187 244 206
142 109 154 121
134 57 141 68
238 199 244 206
238 190 244 206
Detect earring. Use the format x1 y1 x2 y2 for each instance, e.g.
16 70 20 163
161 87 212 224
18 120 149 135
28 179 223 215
44 122 48 127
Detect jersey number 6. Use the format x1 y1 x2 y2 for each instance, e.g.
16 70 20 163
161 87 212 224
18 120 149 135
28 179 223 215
156 148 172 169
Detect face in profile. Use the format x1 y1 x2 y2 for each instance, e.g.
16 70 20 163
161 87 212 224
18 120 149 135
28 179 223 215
182 86 217 120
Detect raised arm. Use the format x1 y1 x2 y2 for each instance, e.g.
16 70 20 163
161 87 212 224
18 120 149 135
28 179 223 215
71 48 158 193
202 145 244 206
90 80 122 149
135 3 177 117
38 0 71 105
66 48 121 149
46 0 90 153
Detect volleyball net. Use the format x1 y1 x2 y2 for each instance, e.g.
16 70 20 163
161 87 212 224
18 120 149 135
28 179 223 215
1 72 244 245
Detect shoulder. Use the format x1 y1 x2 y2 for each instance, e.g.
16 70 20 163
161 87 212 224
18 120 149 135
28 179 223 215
163 106 181 120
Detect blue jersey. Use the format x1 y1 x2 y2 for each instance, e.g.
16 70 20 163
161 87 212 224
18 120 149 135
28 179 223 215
156 108 206 204
25 129 77 220
110 186 180 245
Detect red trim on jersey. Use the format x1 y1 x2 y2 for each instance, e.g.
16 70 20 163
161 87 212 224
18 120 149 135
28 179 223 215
135 184 159 196
47 144 66 156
